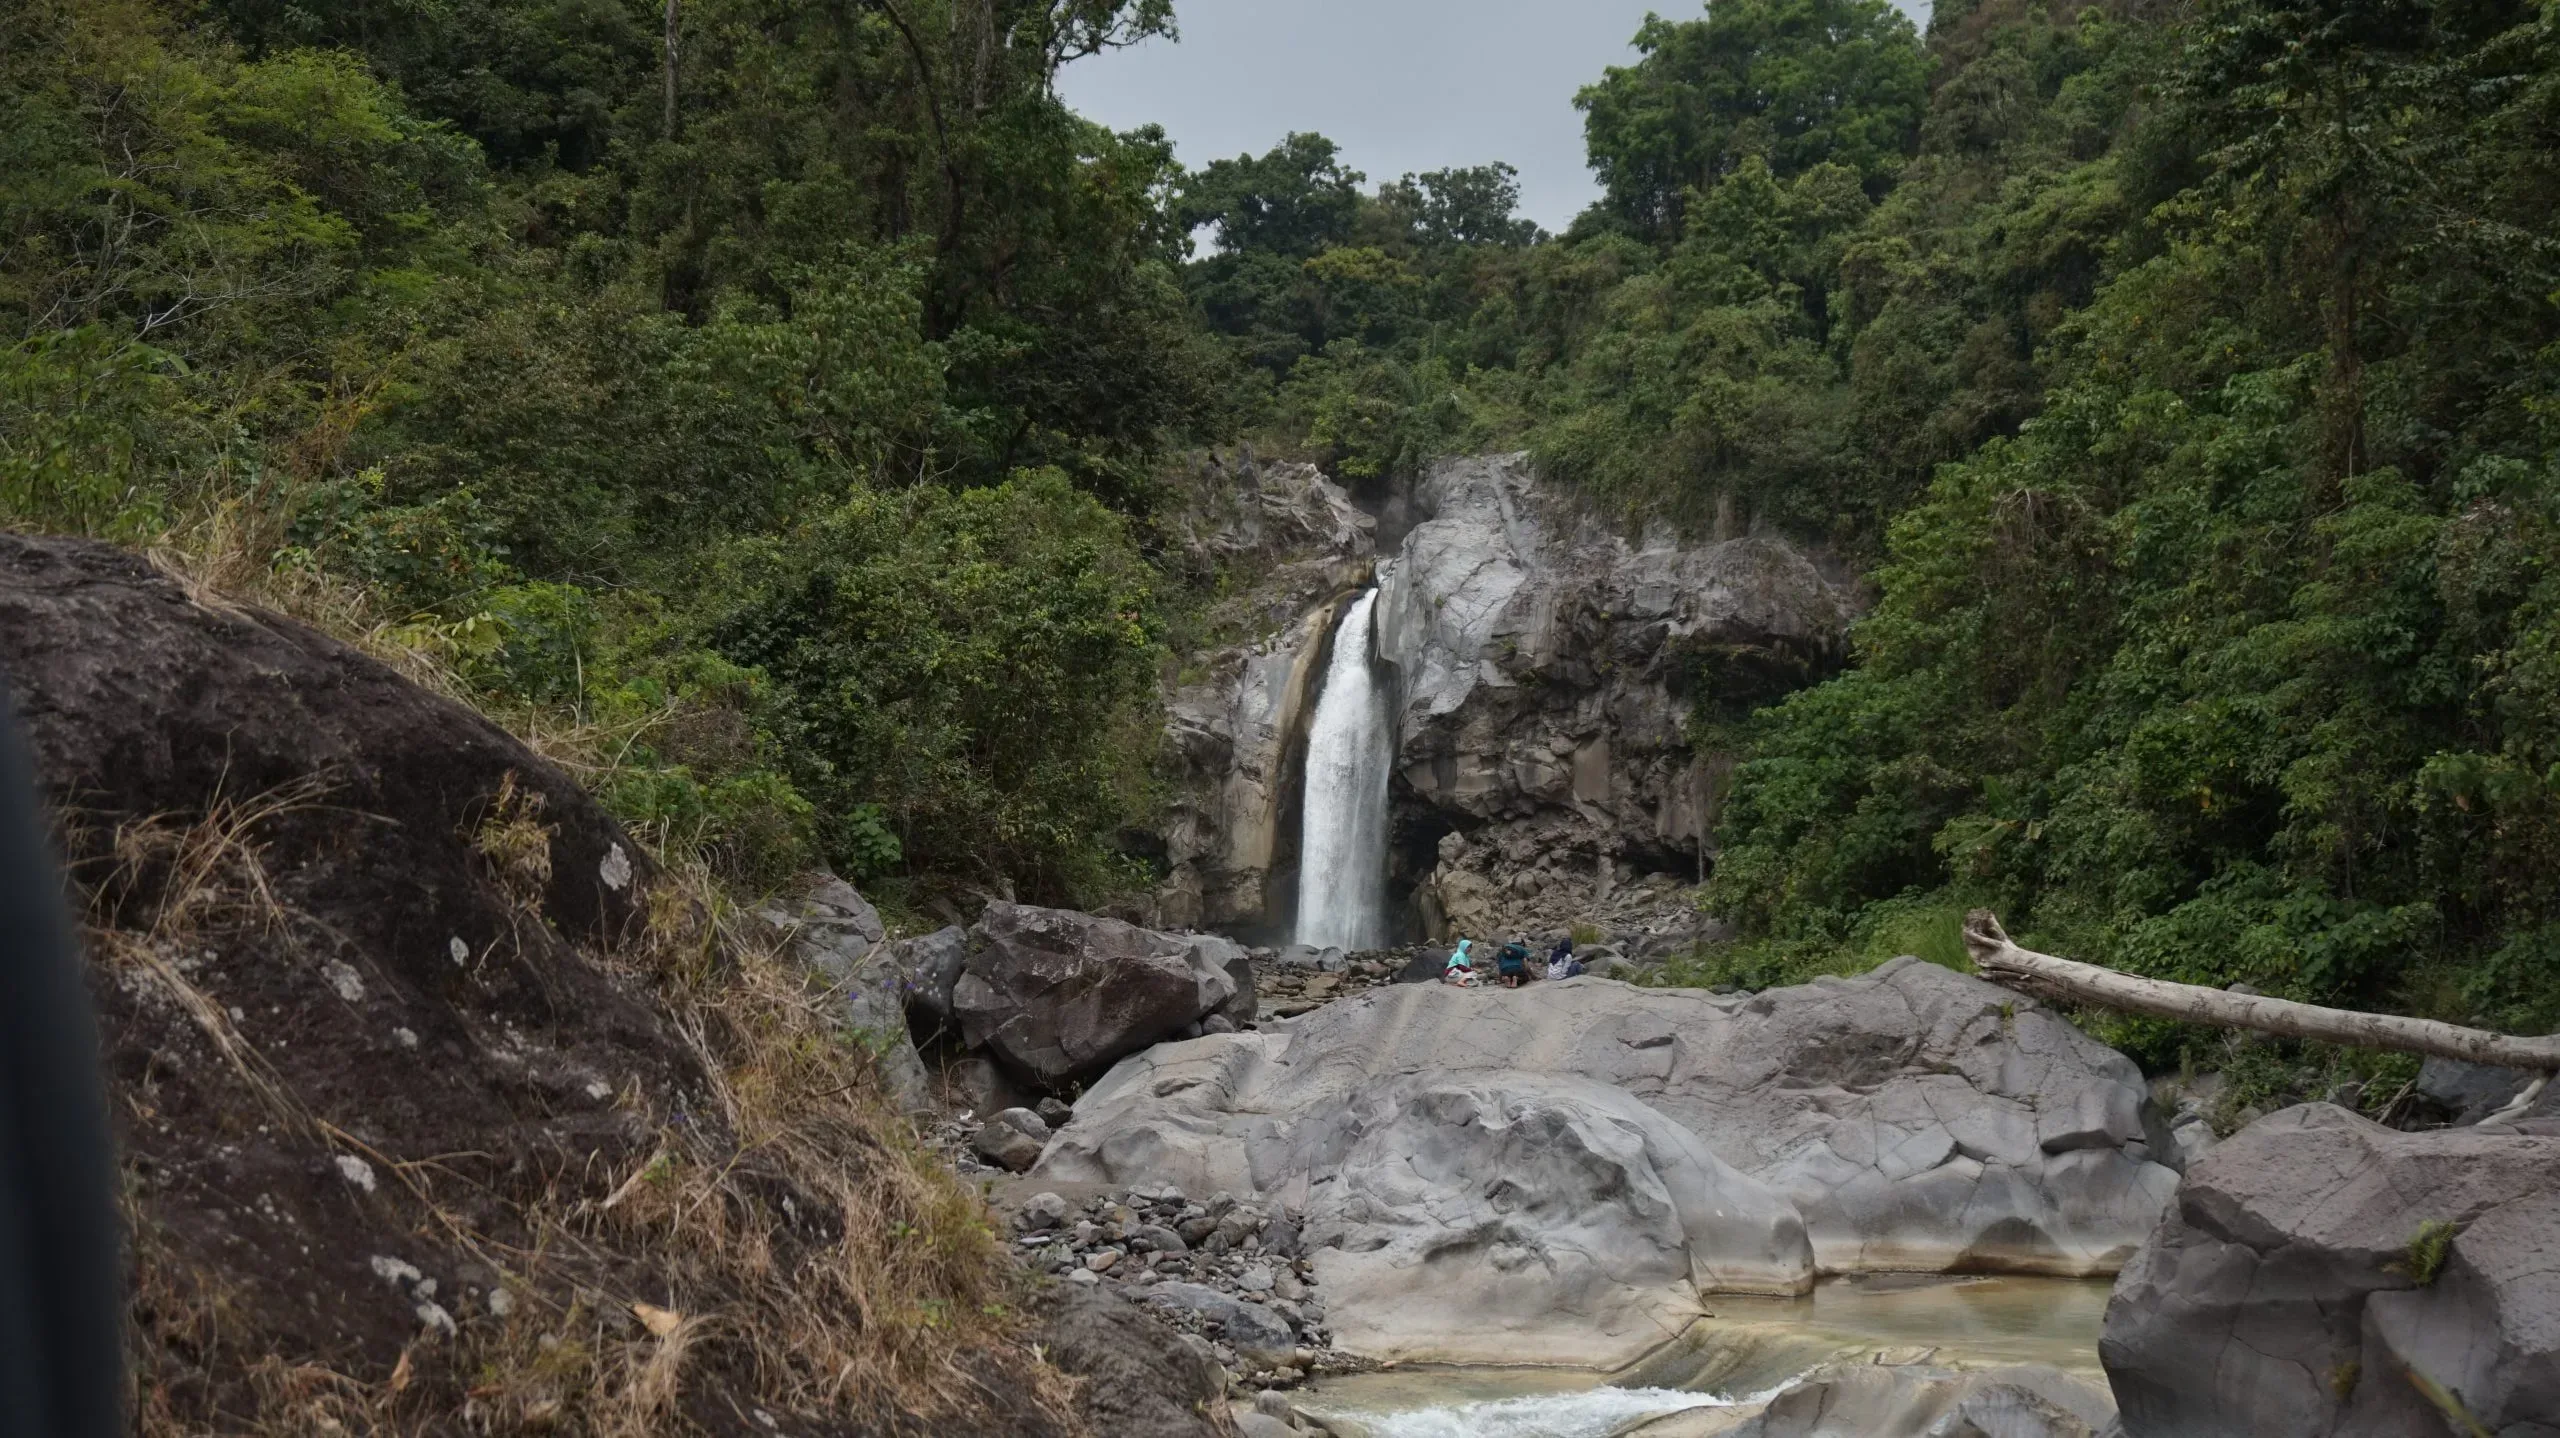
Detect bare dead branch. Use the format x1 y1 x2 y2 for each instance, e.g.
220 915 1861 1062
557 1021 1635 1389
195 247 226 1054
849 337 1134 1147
1961 910 2560 1071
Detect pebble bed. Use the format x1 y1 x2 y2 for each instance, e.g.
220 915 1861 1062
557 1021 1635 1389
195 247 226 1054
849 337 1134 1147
1011 1183 1371 1391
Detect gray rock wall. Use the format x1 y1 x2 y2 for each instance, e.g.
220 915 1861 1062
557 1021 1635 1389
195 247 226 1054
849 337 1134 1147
1155 456 1375 935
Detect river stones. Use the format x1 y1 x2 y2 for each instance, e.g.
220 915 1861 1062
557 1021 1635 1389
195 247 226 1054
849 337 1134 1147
2102 1102 2560 1438
1038 958 2176 1363
1140 1281 1298 1366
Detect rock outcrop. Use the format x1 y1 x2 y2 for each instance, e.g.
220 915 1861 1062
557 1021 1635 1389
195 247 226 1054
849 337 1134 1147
950 903 1254 1091
1377 454 1859 940
2102 1102 2560 1438
1037 959 2177 1364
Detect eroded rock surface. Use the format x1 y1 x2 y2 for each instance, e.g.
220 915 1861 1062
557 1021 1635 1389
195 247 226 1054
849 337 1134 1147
1038 959 2175 1363
1718 1362 2116 1438
2103 1102 2560 1438
1303 1072 1812 1365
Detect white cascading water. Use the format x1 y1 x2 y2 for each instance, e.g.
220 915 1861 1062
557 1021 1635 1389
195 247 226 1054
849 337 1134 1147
1294 588 1393 949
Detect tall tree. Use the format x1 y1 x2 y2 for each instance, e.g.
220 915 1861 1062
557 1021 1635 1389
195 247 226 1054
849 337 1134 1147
1578 0 1928 239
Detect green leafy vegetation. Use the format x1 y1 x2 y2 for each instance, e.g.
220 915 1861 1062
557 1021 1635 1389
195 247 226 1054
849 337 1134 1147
14 0 2560 1079
0 0 1214 904
2405 1219 2462 1286
1702 0 2560 1070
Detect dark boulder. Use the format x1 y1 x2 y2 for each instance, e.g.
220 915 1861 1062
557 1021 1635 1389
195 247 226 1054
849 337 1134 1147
951 903 1244 1090
2103 1103 2560 1437
0 534 696 1406
1034 1283 1229 1438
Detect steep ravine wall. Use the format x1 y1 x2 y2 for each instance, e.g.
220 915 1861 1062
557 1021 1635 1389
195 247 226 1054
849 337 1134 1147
1157 452 1861 946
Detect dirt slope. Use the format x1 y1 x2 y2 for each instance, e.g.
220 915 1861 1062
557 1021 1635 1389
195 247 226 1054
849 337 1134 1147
0 534 1131 1435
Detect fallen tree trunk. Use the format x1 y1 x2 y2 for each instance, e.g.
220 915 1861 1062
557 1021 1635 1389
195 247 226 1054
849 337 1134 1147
1961 910 2560 1072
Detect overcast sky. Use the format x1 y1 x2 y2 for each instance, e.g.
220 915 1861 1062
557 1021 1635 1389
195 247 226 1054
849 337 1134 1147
1057 0 1933 235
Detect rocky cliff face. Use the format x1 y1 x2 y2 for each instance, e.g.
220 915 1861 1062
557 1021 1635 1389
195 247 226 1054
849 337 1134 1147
1155 453 1375 936
1377 454 1859 942
1156 451 1859 946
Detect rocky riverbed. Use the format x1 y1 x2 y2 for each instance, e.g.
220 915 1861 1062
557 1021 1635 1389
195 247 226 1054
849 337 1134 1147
791 880 2560 1438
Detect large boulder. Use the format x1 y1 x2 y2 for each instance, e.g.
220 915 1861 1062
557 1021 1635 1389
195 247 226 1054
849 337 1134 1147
2103 1103 2560 1438
0 534 701 1411
951 903 1246 1090
1035 1284 1230 1438
1039 959 2177 1363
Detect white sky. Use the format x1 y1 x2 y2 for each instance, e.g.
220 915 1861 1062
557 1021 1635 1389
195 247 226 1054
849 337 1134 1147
1058 0 1933 235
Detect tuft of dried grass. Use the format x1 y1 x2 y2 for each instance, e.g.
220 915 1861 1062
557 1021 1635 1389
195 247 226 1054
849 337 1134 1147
103 776 1073 1435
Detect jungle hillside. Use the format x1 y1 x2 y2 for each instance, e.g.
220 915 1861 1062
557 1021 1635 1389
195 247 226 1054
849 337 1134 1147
10 0 2560 1074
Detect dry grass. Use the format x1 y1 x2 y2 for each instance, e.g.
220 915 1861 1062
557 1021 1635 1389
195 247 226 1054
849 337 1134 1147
98 783 1072 1436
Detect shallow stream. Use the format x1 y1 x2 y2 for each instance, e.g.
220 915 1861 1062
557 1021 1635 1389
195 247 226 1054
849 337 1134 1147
1289 1275 2112 1438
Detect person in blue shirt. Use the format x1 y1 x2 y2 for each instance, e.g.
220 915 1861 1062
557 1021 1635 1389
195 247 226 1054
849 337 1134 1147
1495 936 1533 988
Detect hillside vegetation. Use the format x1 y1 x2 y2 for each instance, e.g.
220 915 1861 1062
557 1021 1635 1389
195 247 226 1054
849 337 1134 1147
11 0 2560 1103
1175 0 2560 1076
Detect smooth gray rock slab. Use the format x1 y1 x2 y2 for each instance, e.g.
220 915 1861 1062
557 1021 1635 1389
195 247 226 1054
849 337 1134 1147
1299 1071 1811 1365
2102 1102 2560 1438
1730 1363 2115 1438
1041 959 2176 1364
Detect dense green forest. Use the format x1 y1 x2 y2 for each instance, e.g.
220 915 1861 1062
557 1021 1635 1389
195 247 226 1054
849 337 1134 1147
9 0 2560 1064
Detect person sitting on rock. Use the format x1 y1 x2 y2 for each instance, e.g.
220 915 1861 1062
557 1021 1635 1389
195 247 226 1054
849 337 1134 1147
1495 936 1532 988
1547 935 1583 979
1442 939 1478 986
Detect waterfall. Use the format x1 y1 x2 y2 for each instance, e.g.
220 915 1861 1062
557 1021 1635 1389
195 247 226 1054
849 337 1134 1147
1295 588 1393 949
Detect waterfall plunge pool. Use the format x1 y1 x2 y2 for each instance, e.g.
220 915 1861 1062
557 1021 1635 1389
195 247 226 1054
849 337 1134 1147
1287 1274 2112 1438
